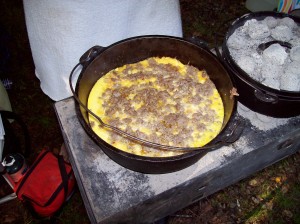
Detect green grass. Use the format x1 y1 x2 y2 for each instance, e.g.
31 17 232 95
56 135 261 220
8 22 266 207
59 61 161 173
243 177 300 223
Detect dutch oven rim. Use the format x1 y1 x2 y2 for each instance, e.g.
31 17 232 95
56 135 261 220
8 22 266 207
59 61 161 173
73 34 239 162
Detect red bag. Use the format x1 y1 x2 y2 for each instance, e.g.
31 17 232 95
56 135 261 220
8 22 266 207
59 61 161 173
14 149 76 217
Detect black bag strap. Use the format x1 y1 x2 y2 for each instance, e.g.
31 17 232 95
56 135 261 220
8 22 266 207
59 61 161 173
39 154 70 207
15 149 49 195
57 155 69 203
0 110 31 158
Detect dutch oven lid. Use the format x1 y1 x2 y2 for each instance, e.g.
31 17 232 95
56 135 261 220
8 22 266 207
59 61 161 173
222 11 300 98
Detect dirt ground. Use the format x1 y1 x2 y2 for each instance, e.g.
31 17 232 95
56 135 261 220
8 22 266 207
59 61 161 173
0 0 299 223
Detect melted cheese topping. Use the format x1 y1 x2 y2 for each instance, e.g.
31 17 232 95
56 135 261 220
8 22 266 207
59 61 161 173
88 57 224 157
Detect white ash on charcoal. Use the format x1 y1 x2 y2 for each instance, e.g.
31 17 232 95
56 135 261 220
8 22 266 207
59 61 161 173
247 19 271 39
264 16 278 28
271 25 293 41
279 17 297 29
262 43 288 65
228 16 300 92
290 45 300 61
280 61 300 91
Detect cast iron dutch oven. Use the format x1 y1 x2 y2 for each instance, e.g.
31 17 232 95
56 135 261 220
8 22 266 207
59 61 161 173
70 35 242 174
221 11 300 118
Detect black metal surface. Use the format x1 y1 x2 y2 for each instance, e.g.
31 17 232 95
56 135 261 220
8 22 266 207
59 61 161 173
222 11 300 118
72 35 238 174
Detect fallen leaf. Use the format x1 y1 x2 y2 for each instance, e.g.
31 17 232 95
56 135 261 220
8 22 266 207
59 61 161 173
251 197 260 204
281 185 289 194
230 87 239 99
265 201 273 211
275 177 281 183
283 210 293 218
249 179 258 187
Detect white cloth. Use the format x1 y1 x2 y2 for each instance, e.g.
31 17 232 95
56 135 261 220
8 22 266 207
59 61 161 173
23 0 183 101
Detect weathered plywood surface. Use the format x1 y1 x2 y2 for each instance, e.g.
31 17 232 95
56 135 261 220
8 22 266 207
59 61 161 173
54 98 300 224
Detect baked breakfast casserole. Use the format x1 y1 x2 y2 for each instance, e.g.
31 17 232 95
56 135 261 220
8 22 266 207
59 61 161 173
88 57 224 157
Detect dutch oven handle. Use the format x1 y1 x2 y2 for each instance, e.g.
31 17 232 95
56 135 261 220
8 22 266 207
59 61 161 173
69 45 106 99
79 45 106 67
69 45 108 133
254 89 279 104
186 36 210 51
215 113 245 145
69 45 106 109
257 40 292 54
69 45 106 97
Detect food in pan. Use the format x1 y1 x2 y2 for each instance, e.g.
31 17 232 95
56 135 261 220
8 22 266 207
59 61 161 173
88 57 224 157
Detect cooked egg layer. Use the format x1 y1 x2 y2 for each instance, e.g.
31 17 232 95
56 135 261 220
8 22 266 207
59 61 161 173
88 57 224 157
